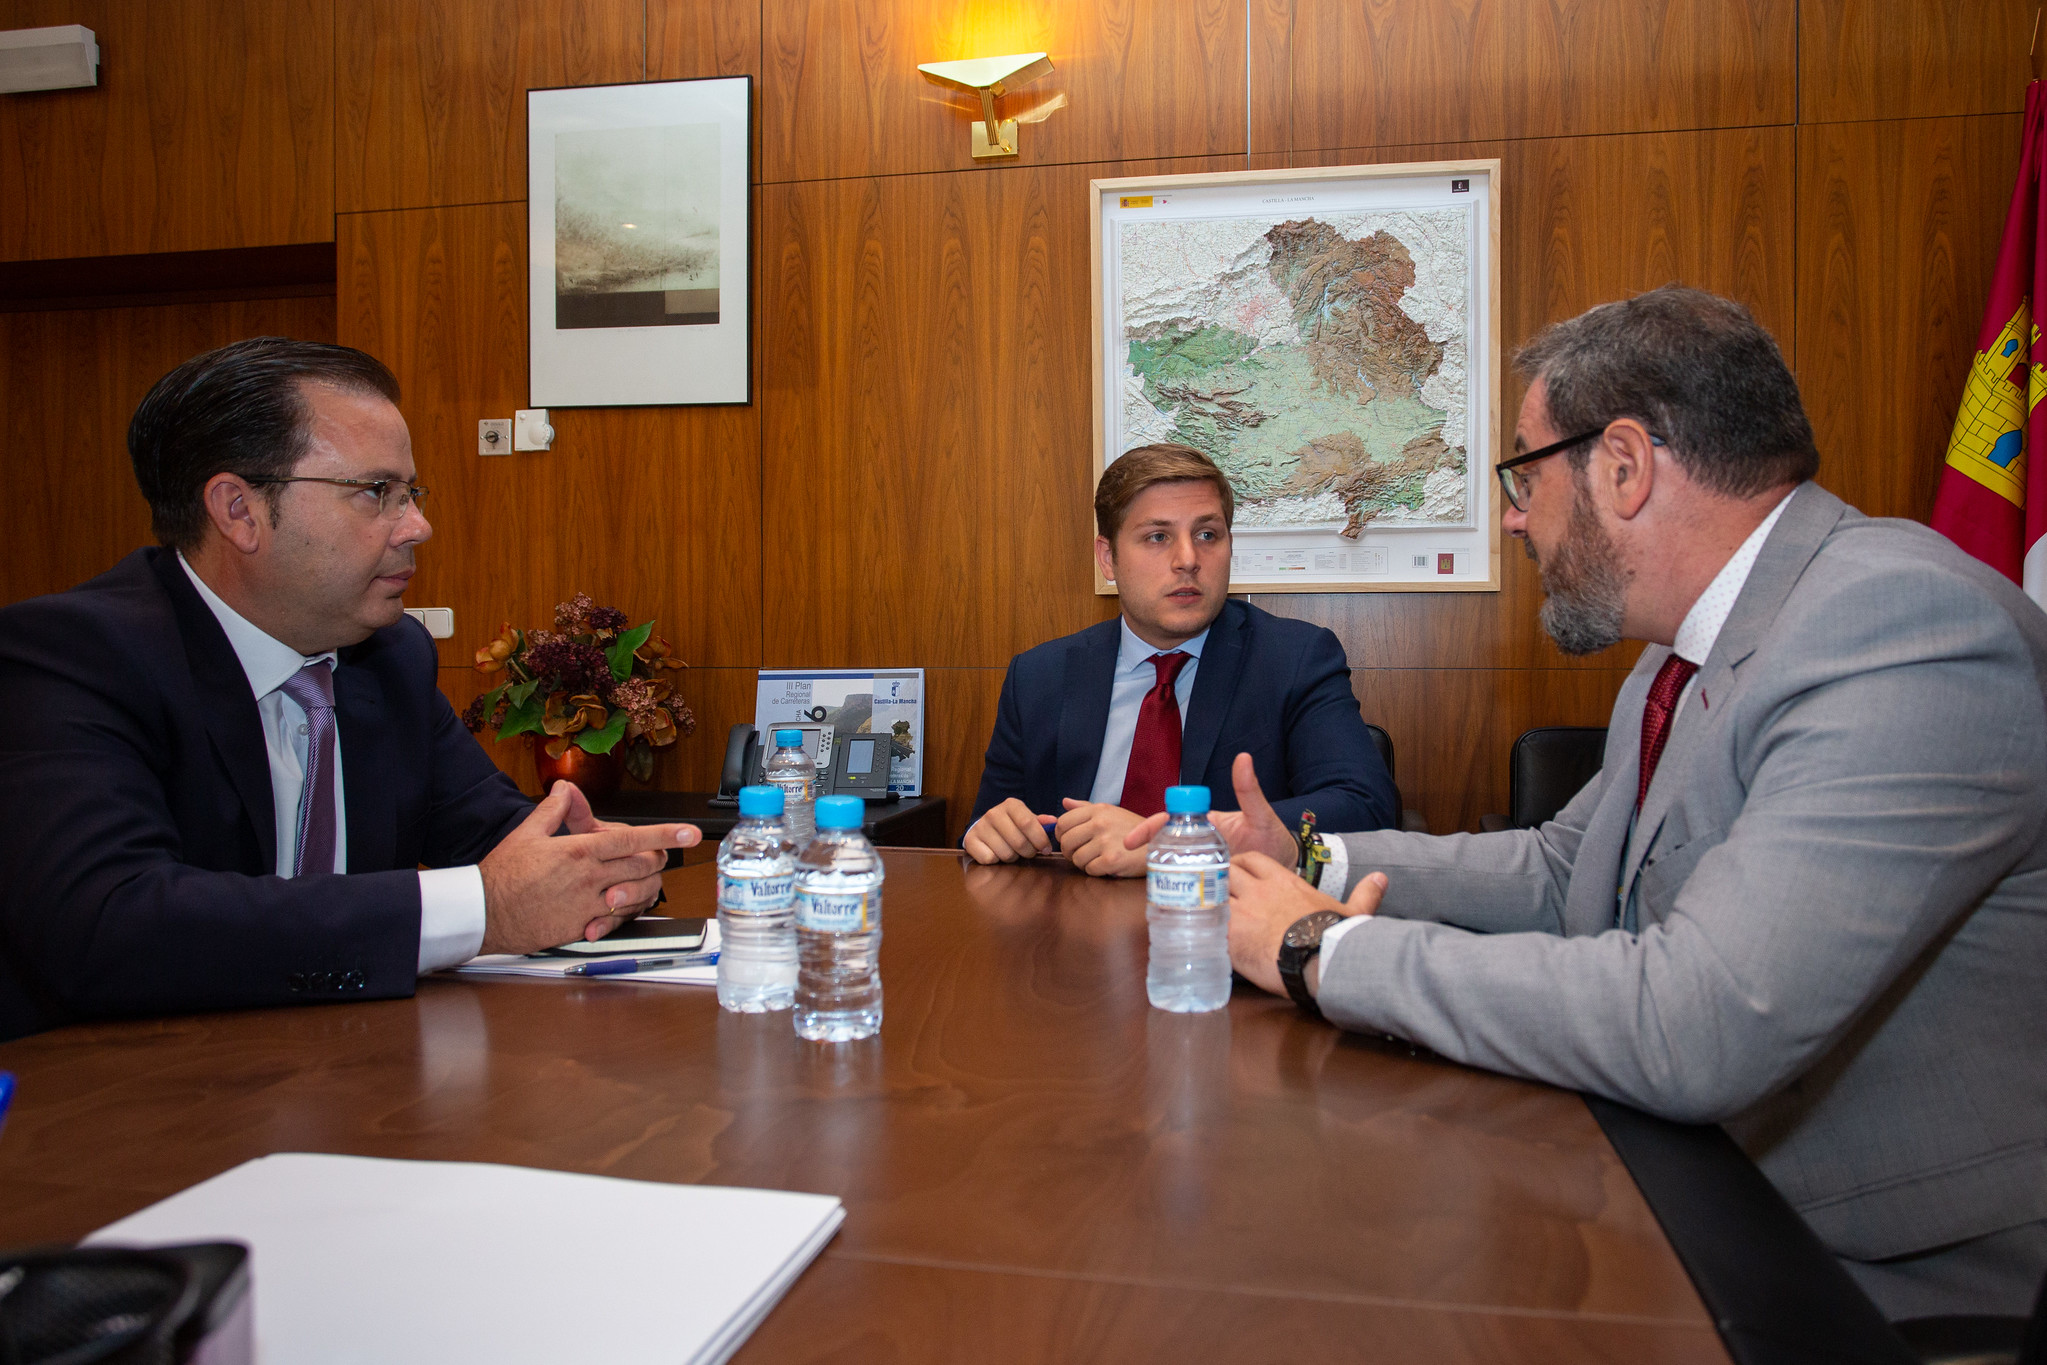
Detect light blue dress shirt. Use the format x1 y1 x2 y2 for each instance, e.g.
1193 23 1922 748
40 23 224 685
1087 617 1210 806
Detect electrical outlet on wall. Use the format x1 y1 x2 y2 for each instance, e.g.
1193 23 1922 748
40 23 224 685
478 420 511 456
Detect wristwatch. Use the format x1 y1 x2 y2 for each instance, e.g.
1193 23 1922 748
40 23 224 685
1277 910 1345 1017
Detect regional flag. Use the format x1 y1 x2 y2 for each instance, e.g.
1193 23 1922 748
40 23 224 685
1933 81 2047 605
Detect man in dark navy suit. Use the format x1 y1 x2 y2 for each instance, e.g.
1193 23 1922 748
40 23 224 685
965 443 1395 877
0 339 696 1039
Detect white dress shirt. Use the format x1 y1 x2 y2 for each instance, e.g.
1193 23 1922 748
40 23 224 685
178 555 487 972
1087 617 1211 806
1317 490 1797 958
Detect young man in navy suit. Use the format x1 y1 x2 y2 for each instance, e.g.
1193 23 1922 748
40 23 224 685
0 339 697 1039
964 443 1395 877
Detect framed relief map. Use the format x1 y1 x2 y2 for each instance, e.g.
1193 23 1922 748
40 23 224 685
1091 162 1500 591
528 76 752 407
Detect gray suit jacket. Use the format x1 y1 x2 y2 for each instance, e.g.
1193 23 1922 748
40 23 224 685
1320 483 2047 1262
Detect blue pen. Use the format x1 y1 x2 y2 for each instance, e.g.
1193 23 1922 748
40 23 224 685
565 951 719 977
0 1072 14 1138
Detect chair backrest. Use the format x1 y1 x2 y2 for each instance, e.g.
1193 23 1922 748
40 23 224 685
1508 726 1606 829
1364 724 1395 783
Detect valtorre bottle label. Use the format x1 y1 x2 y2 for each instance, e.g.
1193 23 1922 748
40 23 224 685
719 873 795 910
1147 867 1227 910
796 888 878 932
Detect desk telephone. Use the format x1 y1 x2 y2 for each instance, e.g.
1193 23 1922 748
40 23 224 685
710 722 896 807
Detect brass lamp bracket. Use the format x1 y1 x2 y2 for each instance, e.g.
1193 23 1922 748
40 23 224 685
917 53 1055 160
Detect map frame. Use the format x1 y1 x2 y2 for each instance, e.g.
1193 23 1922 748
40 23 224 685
1090 161 1501 593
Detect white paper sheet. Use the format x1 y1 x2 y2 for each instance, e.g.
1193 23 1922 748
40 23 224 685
87 1153 843 1365
449 922 721 986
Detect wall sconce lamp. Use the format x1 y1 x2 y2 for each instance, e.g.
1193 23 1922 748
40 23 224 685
917 52 1055 159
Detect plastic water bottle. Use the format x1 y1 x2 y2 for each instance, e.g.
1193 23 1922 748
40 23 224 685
715 784 798 1013
794 795 883 1042
763 729 817 846
1146 785 1232 1013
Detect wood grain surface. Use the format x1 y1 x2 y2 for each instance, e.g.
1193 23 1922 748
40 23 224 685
0 295 337 605
1796 114 2024 524
0 854 1726 1364
336 203 763 672
1280 0 1795 155
1799 0 2036 124
334 0 645 213
761 0 1247 182
0 0 333 260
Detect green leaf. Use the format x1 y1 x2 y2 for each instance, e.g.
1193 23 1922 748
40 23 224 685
505 678 540 708
605 621 655 682
477 682 507 728
574 709 629 754
496 697 545 742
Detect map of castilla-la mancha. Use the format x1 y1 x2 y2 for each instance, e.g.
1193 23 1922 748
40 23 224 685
1117 208 1472 535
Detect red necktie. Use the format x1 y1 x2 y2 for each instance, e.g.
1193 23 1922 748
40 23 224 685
1637 654 1699 810
1120 652 1191 818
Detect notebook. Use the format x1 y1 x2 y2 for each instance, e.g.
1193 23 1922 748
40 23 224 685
86 1153 843 1365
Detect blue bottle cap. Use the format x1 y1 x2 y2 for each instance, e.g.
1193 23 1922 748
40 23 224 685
1164 785 1211 815
815 795 865 829
774 729 803 747
737 784 783 818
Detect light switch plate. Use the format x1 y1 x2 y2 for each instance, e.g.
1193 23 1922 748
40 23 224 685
403 607 455 639
478 419 511 456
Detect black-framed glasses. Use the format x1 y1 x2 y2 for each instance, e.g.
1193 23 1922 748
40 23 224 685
246 476 430 519
1496 430 1664 512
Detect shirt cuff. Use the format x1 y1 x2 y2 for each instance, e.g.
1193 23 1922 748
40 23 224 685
1319 835 1351 900
417 866 487 973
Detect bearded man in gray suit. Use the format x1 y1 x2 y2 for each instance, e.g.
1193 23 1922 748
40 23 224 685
1151 286 2047 1319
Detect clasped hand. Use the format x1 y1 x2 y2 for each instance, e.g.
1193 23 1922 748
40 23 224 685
476 781 701 956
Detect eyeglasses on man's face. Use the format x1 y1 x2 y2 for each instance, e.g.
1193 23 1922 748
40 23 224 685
1495 429 1665 513
246 475 430 520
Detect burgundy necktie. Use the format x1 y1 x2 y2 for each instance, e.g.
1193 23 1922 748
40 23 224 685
1120 651 1191 818
278 659 339 877
1637 654 1699 810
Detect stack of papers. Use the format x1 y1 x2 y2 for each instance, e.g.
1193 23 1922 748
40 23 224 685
451 921 721 985
87 1153 843 1364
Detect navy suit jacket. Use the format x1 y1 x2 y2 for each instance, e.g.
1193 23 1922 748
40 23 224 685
0 548 533 1040
968 599 1396 835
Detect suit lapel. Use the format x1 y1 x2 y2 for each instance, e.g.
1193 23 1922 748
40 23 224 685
1620 483 1848 894
1564 665 1651 936
150 550 277 872
1056 622 1120 798
334 645 395 874
1179 599 1246 784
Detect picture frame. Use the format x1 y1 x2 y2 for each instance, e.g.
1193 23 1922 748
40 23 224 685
1090 161 1501 592
528 76 752 407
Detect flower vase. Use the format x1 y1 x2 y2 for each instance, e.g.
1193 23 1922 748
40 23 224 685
530 735 623 803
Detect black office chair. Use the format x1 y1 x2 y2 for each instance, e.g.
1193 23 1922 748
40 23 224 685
1362 724 1430 834
1478 726 1607 833
1589 1095 2047 1365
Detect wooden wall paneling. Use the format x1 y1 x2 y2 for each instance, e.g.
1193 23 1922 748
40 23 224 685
336 204 762 670
1795 115 2022 524
1262 127 1791 669
761 0 1246 183
760 158 1259 670
0 0 333 260
650 0 761 80
1285 0 1795 154
1246 0 1294 157
1799 0 2036 124
921 667 1007 843
334 0 644 214
1358 668 1634 836
0 295 338 606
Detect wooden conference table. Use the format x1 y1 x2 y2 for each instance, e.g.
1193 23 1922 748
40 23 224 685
0 852 1729 1363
